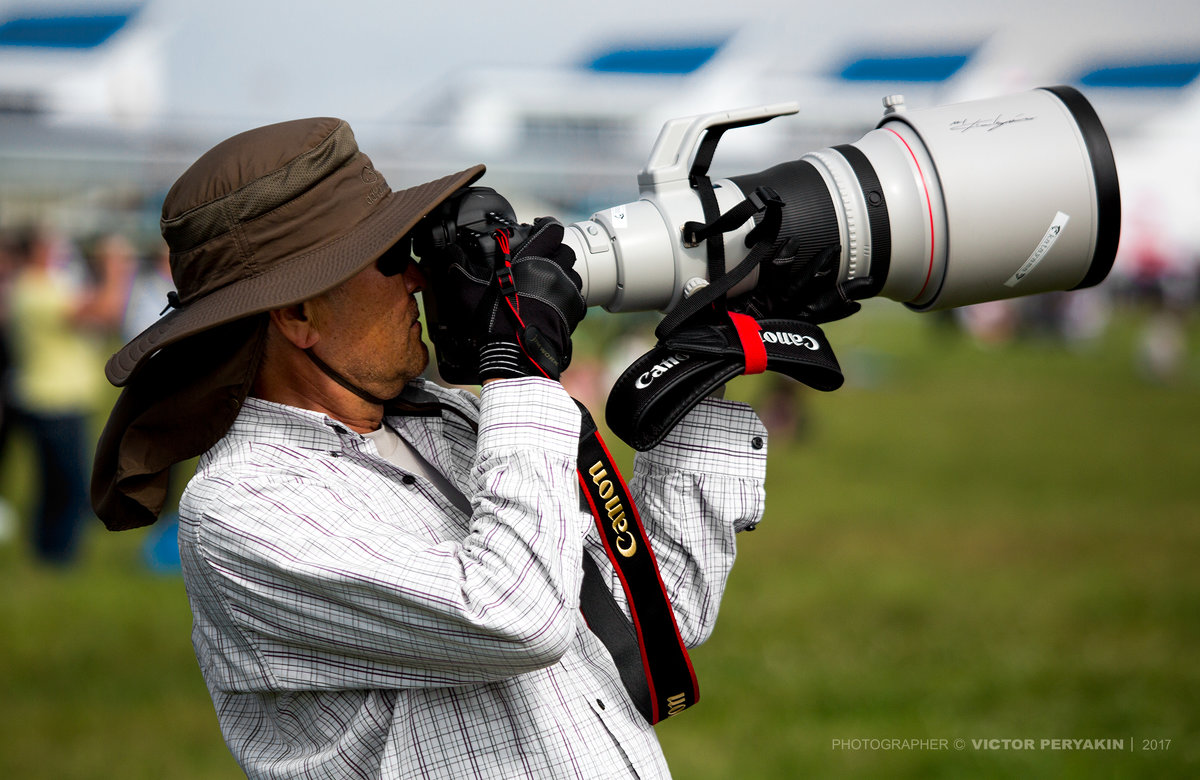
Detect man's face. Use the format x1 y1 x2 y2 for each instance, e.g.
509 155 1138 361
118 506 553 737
308 248 429 399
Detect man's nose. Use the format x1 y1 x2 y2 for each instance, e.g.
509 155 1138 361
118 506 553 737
404 260 426 293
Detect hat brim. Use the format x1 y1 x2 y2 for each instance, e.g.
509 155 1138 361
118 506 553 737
107 163 485 387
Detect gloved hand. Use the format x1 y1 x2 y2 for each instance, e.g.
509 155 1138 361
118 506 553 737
421 218 585 384
731 241 874 324
420 242 490 385
477 217 586 381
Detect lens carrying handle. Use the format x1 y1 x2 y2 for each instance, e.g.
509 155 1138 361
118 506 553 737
653 114 786 342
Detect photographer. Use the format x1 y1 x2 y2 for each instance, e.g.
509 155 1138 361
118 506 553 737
92 117 767 779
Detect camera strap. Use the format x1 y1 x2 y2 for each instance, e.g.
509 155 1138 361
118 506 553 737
575 402 699 724
605 315 843 450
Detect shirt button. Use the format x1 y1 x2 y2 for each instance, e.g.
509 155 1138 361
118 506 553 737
596 699 606 710
751 436 764 450
402 475 417 486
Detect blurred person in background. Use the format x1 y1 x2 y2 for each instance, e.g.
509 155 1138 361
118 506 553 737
1121 203 1195 383
5 228 133 564
0 234 19 543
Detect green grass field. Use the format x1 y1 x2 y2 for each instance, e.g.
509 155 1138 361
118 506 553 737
2 301 1197 778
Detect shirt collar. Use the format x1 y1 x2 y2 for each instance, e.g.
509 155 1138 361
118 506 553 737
228 378 477 455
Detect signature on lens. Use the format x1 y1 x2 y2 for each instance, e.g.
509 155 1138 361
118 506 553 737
949 114 1036 133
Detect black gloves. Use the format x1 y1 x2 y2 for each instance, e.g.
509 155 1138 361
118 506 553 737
422 217 585 384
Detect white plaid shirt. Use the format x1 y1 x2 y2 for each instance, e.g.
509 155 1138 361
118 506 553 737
179 376 767 779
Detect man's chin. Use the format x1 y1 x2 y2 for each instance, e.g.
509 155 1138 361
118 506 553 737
400 344 430 387
415 342 430 376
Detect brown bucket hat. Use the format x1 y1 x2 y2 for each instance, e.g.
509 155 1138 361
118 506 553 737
108 116 484 386
94 117 483 530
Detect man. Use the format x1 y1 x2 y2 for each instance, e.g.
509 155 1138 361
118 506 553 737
93 117 768 778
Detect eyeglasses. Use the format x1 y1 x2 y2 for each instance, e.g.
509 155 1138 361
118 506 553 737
376 237 413 277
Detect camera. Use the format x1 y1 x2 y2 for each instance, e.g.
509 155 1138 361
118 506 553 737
413 186 532 268
414 86 1120 430
419 85 1117 316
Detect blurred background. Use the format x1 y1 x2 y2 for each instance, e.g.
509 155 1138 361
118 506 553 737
0 0 1197 777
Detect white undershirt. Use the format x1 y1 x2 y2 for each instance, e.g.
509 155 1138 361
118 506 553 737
364 424 472 514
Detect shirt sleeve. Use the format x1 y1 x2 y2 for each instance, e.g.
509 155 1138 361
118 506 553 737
184 378 586 692
617 398 767 648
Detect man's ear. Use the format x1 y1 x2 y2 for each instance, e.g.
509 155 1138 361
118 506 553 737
269 303 320 349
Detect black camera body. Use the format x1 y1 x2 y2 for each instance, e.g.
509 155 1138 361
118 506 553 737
414 186 530 271
413 186 534 385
